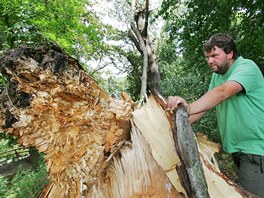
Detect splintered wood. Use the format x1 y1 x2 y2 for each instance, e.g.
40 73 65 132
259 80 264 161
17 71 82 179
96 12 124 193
132 96 185 196
0 46 249 197
0 46 134 197
105 125 181 198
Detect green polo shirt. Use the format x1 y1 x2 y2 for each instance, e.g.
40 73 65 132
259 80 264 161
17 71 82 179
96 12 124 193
209 57 264 155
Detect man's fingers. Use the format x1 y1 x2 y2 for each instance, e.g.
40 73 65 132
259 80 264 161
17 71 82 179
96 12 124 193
167 97 186 107
166 96 189 113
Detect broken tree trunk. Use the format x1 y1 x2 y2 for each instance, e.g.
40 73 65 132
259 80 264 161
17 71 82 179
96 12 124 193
0 46 253 197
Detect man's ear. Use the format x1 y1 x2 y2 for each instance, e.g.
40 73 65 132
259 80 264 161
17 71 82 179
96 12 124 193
227 51 234 59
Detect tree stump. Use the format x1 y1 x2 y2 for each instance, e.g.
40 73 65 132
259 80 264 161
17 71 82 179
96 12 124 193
0 46 252 197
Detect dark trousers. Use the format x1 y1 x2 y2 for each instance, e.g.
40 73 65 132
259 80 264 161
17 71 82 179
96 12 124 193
232 152 264 198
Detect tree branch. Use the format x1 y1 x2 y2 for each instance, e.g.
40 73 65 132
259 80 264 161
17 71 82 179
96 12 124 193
142 0 149 37
128 29 143 54
146 36 160 90
130 22 148 99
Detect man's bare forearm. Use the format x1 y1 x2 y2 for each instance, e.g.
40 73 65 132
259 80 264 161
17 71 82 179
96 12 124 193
189 111 207 124
189 80 243 115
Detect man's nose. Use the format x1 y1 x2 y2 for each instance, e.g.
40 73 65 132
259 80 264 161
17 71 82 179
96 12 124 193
208 57 214 64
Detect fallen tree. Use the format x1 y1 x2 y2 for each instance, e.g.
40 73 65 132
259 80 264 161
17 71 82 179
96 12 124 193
0 46 253 197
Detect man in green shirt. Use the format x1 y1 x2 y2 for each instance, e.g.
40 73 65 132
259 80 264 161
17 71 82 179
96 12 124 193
167 33 264 197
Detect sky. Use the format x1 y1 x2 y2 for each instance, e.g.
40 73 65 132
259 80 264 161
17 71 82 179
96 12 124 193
91 0 163 30
87 0 164 78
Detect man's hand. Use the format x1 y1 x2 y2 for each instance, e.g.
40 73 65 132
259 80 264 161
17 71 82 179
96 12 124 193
166 96 190 114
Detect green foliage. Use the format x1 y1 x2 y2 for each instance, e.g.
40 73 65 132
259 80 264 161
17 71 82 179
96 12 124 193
0 152 49 198
157 37 209 99
0 0 117 65
235 1 264 73
0 73 7 93
106 76 128 97
125 52 143 101
0 131 49 197
160 0 264 74
0 132 19 152
1 166 49 197
0 0 43 49
215 152 238 182
88 69 129 98
0 176 9 197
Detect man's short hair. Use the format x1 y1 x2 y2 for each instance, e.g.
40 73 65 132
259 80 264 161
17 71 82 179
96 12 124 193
203 33 237 59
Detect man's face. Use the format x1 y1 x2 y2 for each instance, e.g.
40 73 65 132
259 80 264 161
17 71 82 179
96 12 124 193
204 46 233 75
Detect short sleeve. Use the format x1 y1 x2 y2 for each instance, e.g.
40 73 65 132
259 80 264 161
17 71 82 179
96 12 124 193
227 60 259 93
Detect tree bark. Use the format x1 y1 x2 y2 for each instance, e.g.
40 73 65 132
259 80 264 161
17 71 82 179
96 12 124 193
128 0 161 98
175 107 209 198
0 46 253 197
130 22 149 99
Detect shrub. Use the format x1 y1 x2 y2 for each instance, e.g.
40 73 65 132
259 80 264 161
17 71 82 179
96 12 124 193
2 159 49 197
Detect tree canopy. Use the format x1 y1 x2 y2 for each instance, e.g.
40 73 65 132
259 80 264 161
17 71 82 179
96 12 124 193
0 0 130 66
159 0 264 74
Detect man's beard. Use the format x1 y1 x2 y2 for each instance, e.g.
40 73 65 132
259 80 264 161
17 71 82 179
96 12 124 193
213 62 230 75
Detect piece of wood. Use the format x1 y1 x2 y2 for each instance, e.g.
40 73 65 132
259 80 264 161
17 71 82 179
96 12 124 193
175 107 209 198
132 95 187 196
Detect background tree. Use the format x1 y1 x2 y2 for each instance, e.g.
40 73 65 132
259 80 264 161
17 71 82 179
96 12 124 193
99 0 164 100
0 0 99 58
160 0 264 73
